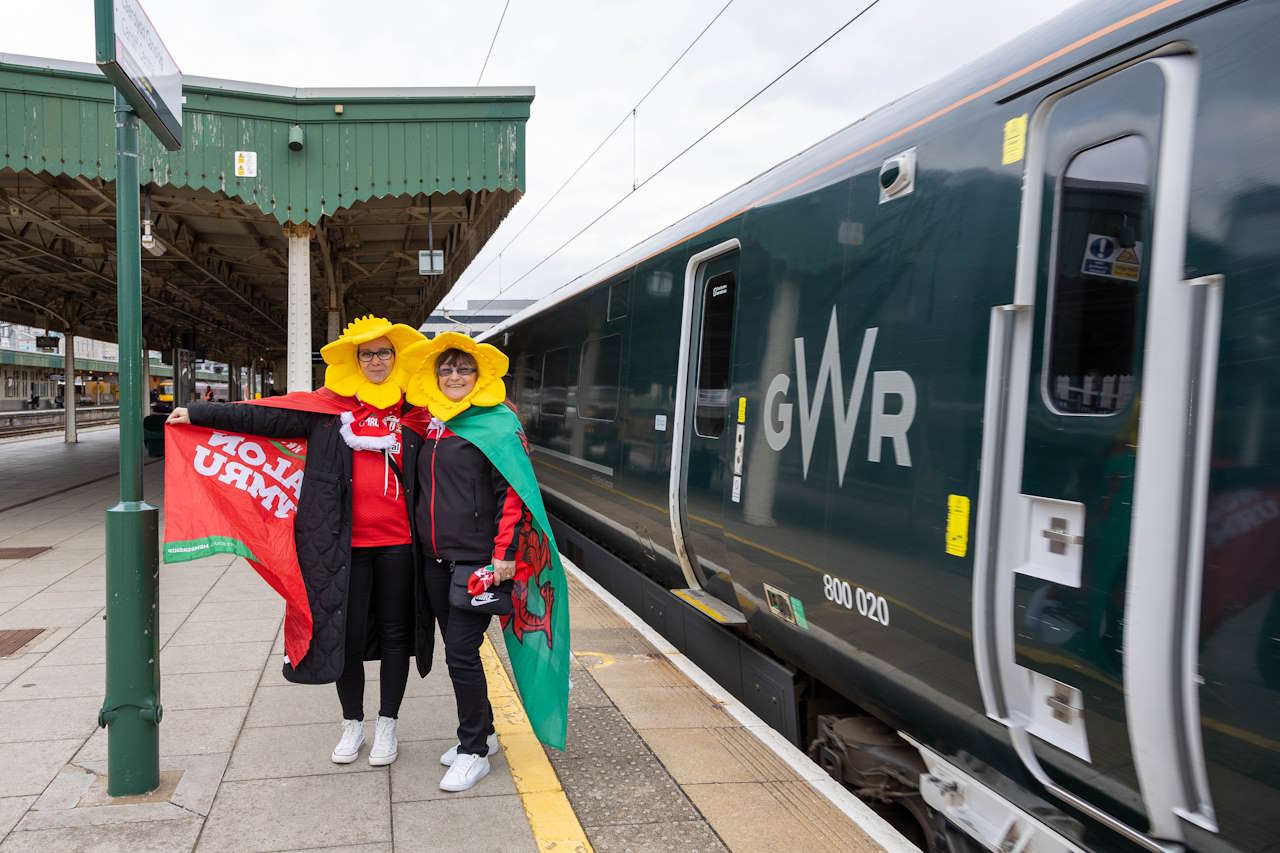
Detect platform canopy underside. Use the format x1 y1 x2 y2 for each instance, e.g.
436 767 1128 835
0 55 531 361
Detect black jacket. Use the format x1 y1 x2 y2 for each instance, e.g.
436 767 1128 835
188 398 433 684
416 422 522 566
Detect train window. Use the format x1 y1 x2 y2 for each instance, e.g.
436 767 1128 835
1044 135 1149 416
578 334 622 421
607 279 629 321
514 352 540 420
541 347 576 418
694 272 735 438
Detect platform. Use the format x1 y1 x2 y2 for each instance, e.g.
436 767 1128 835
0 431 909 852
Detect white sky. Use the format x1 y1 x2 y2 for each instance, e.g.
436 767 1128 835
6 0 1079 313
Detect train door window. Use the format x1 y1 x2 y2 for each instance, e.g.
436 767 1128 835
578 334 622 421
607 279 630 321
694 272 735 438
541 347 573 418
1044 134 1149 416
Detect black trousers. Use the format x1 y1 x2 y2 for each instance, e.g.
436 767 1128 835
336 544 415 720
423 558 495 756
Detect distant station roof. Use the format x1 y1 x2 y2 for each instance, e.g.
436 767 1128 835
0 54 532 361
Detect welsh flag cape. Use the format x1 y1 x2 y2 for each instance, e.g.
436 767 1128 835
162 392 570 750
447 403 570 751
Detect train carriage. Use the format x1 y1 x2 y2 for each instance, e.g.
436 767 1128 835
483 1 1280 850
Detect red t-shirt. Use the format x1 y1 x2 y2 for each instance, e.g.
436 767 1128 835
350 406 412 548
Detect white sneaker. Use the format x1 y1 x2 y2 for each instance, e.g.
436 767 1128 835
330 718 365 764
369 715 398 766
439 752 490 792
440 733 499 766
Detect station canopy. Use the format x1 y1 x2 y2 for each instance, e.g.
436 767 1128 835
0 54 531 361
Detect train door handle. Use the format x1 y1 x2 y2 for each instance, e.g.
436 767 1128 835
1040 517 1083 554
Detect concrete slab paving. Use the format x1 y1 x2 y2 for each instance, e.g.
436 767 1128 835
0 447 905 853
166 617 282 647
158 640 272 675
0 663 104 700
154 670 260 711
0 816 203 852
0 798 34 839
197 773 392 852
0 740 83 798
391 795 535 853
0 696 101 743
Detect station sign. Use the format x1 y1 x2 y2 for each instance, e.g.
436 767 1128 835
94 0 183 150
35 335 60 352
419 249 444 276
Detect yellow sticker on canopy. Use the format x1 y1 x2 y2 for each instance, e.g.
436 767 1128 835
737 396 747 424
946 494 971 557
1002 114 1028 165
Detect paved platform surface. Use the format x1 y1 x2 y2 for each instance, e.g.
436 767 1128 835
0 435 897 852
0 428 159 513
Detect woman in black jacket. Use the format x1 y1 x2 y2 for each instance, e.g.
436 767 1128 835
167 316 430 768
406 332 524 793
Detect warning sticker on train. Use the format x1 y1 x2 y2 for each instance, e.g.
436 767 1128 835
1081 234 1142 281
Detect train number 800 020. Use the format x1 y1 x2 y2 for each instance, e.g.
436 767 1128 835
822 574 890 626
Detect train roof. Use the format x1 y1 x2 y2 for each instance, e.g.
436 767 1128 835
483 0 1214 340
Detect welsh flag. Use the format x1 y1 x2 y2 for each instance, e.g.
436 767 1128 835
447 403 570 751
162 391 357 670
164 424 314 666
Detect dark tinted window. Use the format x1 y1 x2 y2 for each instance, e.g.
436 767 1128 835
608 279 630 321
541 347 575 418
515 352 540 421
1046 135 1148 415
695 272 735 438
578 335 622 421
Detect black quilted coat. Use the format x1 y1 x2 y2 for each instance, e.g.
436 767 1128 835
187 398 433 684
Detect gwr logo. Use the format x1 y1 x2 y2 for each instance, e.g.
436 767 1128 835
764 308 916 484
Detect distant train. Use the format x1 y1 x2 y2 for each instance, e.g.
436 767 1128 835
0 349 227 412
483 2 1280 851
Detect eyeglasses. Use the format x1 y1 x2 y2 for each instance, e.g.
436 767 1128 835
436 365 477 377
357 348 395 363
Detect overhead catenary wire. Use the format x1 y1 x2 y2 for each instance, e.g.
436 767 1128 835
450 0 735 306
471 0 885 314
476 0 512 87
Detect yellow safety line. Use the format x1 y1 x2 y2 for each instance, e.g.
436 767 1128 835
479 636 592 853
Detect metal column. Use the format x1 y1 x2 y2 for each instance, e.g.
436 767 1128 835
101 92 161 797
63 330 77 444
286 223 313 392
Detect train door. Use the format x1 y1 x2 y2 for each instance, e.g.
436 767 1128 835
972 55 1217 849
670 241 746 619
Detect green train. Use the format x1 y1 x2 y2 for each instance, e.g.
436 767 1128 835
483 1 1280 850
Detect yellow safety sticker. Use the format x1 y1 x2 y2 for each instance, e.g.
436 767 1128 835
1002 114 1028 165
946 494 971 557
737 396 747 424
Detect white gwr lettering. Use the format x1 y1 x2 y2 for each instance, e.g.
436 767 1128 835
764 307 917 483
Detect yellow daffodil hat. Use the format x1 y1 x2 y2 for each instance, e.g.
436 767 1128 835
319 315 427 409
402 331 509 420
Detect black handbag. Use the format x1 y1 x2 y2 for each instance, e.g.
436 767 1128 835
448 562 514 616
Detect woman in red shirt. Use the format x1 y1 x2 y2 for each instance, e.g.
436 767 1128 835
168 316 428 768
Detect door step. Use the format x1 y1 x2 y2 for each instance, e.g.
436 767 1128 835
672 588 746 625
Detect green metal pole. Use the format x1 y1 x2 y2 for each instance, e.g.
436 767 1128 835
101 90 161 797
